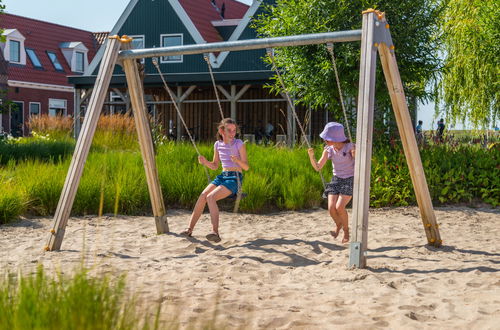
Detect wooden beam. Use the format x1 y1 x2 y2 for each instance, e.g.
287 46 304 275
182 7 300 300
46 37 122 251
349 11 378 268
121 40 169 234
378 43 441 247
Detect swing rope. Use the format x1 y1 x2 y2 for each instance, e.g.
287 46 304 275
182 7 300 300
204 55 244 213
152 58 212 184
267 49 327 189
204 54 225 120
326 43 353 142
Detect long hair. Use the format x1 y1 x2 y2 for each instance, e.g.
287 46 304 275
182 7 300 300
216 118 239 141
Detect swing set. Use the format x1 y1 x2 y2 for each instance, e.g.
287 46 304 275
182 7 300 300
45 9 441 269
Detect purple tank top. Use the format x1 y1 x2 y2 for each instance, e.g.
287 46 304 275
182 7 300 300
215 139 243 168
326 143 355 178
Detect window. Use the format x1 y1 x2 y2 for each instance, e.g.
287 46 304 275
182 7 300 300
129 35 145 63
29 103 41 116
75 51 84 72
9 40 20 63
161 34 183 63
47 51 64 71
26 48 43 68
48 99 67 116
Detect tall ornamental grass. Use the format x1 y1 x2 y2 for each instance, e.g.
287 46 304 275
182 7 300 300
0 140 498 224
0 267 148 330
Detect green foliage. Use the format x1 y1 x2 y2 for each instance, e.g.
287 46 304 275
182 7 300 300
440 0 500 128
0 267 144 330
253 0 443 131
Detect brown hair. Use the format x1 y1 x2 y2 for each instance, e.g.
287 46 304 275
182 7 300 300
216 118 239 141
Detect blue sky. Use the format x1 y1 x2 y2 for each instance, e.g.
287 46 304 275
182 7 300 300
3 0 449 130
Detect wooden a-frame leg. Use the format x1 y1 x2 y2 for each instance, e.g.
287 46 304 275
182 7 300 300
46 37 122 251
378 43 441 247
120 39 169 234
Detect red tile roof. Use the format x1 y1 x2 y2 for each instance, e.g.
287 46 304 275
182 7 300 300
179 0 250 43
1 13 99 87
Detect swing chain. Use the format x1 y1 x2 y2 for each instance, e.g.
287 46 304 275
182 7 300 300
326 43 353 142
152 57 212 184
204 54 226 120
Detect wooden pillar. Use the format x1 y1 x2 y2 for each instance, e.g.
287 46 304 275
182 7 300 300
378 43 441 246
121 39 169 234
176 86 183 141
73 88 81 139
46 37 122 251
286 98 296 147
230 85 237 120
349 11 378 268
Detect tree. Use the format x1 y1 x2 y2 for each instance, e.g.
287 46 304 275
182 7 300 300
253 0 444 136
440 0 500 128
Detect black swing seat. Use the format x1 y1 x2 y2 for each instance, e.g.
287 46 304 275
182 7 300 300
227 192 248 200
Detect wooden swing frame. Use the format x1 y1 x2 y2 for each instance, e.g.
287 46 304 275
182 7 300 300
45 10 441 269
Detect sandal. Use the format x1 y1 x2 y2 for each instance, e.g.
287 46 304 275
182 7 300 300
206 232 221 243
180 228 193 237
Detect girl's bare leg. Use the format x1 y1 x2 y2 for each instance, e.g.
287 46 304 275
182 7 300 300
328 194 342 238
206 186 232 234
187 184 217 232
336 195 352 243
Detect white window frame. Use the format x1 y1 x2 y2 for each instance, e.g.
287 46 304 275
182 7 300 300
29 102 41 117
48 98 67 117
75 51 85 73
129 35 145 63
9 40 21 63
160 34 183 63
1 29 26 65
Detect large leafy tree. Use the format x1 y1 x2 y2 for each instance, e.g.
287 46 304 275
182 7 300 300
253 0 443 135
440 0 499 128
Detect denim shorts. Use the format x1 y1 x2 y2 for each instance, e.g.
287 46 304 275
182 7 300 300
323 176 354 198
211 171 244 196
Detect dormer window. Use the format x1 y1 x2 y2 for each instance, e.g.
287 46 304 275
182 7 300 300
75 51 84 72
1 29 26 65
47 51 64 71
60 42 89 73
10 40 20 63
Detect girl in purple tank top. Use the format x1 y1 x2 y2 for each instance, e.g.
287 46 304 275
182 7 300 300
307 122 355 244
181 118 249 243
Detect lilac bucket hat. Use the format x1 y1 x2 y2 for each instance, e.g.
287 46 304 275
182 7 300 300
319 122 347 142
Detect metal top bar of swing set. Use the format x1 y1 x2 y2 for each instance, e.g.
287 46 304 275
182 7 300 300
117 30 362 60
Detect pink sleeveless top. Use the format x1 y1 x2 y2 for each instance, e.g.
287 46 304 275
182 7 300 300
215 139 243 168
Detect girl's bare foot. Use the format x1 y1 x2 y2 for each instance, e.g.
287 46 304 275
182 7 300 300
330 225 342 239
341 229 349 244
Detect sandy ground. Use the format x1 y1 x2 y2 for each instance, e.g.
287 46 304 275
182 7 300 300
1 206 499 329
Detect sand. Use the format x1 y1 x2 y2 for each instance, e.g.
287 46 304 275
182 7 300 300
1 206 499 329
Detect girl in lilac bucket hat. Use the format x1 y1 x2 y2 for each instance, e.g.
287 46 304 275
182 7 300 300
307 122 355 243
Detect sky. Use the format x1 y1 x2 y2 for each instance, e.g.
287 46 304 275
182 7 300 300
3 0 451 130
